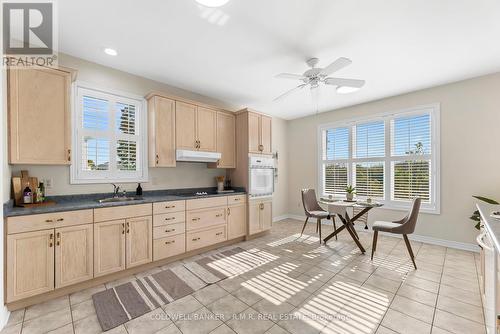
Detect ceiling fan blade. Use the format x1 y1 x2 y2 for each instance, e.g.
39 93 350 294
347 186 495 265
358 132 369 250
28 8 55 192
324 77 365 88
320 57 352 76
275 73 306 80
273 84 307 101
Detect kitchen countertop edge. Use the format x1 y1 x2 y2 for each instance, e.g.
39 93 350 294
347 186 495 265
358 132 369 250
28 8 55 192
4 190 247 218
477 203 500 252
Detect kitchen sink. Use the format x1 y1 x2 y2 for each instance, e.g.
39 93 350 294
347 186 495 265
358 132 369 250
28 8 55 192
98 196 143 203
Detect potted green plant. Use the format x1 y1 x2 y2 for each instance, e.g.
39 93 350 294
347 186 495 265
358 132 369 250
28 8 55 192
345 185 356 201
470 196 499 230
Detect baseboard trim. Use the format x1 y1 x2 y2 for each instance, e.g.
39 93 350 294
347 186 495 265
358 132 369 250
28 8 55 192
273 214 479 253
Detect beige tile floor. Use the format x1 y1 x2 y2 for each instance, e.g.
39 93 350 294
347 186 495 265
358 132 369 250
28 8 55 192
1 219 485 334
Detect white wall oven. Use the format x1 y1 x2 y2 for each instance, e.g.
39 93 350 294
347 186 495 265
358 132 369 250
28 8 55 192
248 156 274 198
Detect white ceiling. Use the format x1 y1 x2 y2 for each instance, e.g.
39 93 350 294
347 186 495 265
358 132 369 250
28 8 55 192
59 0 500 120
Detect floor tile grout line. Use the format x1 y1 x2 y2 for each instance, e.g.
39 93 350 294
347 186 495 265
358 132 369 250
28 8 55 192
429 246 446 332
473 250 488 333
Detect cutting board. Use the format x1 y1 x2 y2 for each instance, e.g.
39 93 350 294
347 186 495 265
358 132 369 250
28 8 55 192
12 170 39 206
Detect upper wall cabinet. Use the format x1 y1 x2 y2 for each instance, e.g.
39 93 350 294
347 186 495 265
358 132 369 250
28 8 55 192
245 110 272 155
176 102 216 152
147 95 176 167
209 111 235 169
8 66 76 164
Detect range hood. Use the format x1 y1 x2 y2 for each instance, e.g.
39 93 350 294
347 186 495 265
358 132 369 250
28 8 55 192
176 149 221 163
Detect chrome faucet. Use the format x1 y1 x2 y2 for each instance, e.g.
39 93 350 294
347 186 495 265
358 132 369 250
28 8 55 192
111 183 120 197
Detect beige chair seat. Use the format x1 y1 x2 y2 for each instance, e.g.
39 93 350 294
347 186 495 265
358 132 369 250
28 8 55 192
309 211 329 218
300 189 337 243
372 221 402 233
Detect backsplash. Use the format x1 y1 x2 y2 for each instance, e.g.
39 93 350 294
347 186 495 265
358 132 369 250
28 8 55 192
10 162 226 196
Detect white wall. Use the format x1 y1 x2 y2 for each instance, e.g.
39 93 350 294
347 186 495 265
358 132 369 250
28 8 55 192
286 72 500 245
271 117 288 218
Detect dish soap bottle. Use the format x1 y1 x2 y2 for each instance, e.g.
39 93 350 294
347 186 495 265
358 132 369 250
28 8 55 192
23 183 32 204
136 183 143 196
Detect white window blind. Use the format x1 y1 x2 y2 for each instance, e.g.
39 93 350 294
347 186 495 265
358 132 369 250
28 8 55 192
319 105 440 213
71 84 147 184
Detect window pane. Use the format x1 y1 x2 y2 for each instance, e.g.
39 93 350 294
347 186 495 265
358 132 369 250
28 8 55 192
354 162 384 199
117 140 137 171
393 160 431 202
324 163 348 195
355 121 385 158
325 127 349 160
82 137 109 170
83 96 109 130
116 103 136 135
392 114 431 156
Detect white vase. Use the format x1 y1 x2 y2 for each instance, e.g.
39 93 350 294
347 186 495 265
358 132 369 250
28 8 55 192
346 193 353 201
217 182 224 192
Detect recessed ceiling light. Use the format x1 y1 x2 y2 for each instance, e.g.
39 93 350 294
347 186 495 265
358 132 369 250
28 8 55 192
336 86 360 94
195 0 230 7
104 48 118 56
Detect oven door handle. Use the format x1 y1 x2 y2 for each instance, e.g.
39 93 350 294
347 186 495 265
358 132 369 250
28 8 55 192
477 231 493 251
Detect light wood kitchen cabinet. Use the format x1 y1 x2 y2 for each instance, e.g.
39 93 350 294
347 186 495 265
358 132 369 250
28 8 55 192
7 230 54 302
148 95 176 167
176 101 197 150
197 107 217 152
126 216 153 268
248 199 272 235
247 111 272 155
227 204 246 239
209 112 235 168
55 224 93 288
176 102 217 152
94 220 126 277
8 66 75 164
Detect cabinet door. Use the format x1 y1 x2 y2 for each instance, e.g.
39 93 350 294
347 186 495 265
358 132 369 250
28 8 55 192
55 224 93 288
260 115 272 155
197 107 217 152
248 112 261 154
8 67 72 164
176 101 197 150
94 220 126 277
260 201 273 231
216 112 236 168
228 205 246 239
150 96 176 167
248 202 261 235
126 216 153 269
7 230 54 302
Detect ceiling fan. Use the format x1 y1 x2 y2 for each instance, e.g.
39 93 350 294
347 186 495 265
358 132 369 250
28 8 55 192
274 57 365 101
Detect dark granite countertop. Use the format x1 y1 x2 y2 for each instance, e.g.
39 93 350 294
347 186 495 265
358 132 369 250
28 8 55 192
478 203 500 252
4 187 246 218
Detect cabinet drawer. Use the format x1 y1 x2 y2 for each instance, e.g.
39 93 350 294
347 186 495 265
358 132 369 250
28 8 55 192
187 225 227 251
186 208 226 231
153 234 185 261
153 200 185 214
7 209 93 234
228 195 246 205
153 212 185 227
153 222 185 239
94 204 152 222
186 197 227 210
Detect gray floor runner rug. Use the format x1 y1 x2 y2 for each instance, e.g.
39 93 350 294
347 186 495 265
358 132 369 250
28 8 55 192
93 246 266 331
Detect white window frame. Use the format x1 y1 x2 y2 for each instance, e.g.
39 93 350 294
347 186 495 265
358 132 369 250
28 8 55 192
70 82 148 184
318 103 440 214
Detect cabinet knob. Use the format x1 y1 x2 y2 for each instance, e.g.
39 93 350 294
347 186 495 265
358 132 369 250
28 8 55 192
216 213 223 217
192 217 200 221
165 228 175 233
56 232 61 246
122 223 125 234
165 205 175 209
126 222 130 233
165 217 175 221
45 219 54 223
56 218 64 222
165 240 175 245
216 232 223 236
156 154 159 164
67 149 71 162
49 233 53 247
227 208 231 215
192 237 200 242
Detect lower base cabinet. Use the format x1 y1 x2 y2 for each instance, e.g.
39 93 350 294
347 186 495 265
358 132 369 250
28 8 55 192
227 204 246 239
7 230 55 302
249 199 272 235
94 216 153 277
187 225 227 251
153 234 186 261
55 224 93 288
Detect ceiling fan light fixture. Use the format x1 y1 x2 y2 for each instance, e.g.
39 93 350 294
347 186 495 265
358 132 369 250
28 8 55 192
195 0 230 7
336 86 360 94
104 48 118 56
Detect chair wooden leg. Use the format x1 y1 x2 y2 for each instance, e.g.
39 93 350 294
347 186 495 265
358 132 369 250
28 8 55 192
318 218 322 243
403 234 417 269
332 217 338 241
316 220 319 233
300 217 309 236
371 231 378 261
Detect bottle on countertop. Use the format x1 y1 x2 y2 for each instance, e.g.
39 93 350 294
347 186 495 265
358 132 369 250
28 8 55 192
39 182 45 202
136 183 143 196
23 183 32 204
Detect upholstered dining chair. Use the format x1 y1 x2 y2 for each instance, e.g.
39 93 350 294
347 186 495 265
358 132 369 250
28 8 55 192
371 198 421 269
300 189 337 243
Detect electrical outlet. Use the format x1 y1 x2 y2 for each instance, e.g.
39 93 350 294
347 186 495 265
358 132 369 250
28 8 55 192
42 179 53 189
